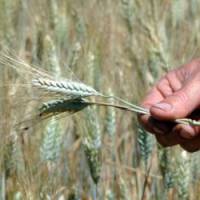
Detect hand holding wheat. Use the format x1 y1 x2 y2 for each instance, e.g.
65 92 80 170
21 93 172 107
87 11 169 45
139 59 200 152
2 52 200 153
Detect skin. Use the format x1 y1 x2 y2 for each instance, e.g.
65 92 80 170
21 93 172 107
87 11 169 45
138 59 200 152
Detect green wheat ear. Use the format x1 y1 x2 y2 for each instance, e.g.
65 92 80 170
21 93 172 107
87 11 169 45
138 127 154 170
158 147 174 192
68 42 82 69
82 107 102 185
40 117 63 162
119 177 131 200
42 34 61 77
175 150 191 200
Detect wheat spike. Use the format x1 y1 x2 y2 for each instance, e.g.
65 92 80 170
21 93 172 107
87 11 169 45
68 42 82 68
119 177 131 200
42 35 61 78
158 146 174 191
32 78 101 99
121 0 134 33
40 117 63 162
176 151 191 200
138 127 154 170
83 107 102 185
39 98 90 117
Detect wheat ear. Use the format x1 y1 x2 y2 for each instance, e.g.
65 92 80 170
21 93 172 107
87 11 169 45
32 78 102 99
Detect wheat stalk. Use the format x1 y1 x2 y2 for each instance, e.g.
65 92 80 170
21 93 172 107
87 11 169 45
105 89 116 137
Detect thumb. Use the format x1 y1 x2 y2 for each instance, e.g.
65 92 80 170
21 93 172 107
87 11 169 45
150 80 200 120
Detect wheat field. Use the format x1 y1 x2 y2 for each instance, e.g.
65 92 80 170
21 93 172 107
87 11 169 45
1 0 200 199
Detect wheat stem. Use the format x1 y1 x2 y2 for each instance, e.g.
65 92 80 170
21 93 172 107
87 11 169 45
102 95 149 114
85 100 148 114
87 99 200 126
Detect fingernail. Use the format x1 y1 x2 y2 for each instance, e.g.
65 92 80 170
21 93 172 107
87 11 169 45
179 125 196 139
153 103 172 111
180 129 192 139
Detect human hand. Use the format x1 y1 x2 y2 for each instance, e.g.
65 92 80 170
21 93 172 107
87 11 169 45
138 59 200 152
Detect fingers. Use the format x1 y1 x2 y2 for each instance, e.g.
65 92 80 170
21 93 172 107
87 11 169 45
180 135 200 152
148 117 174 134
155 131 185 147
139 112 200 151
152 119 185 147
139 69 184 127
141 87 164 109
148 121 200 152
139 116 185 147
173 124 200 139
138 61 200 152
150 78 200 120
138 115 172 135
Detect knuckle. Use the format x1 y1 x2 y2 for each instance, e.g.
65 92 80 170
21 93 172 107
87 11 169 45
138 115 148 127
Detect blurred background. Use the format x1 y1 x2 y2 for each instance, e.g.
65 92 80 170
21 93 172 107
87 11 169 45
1 0 200 199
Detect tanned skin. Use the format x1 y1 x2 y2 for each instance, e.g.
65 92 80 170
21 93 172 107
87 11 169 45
138 59 200 152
